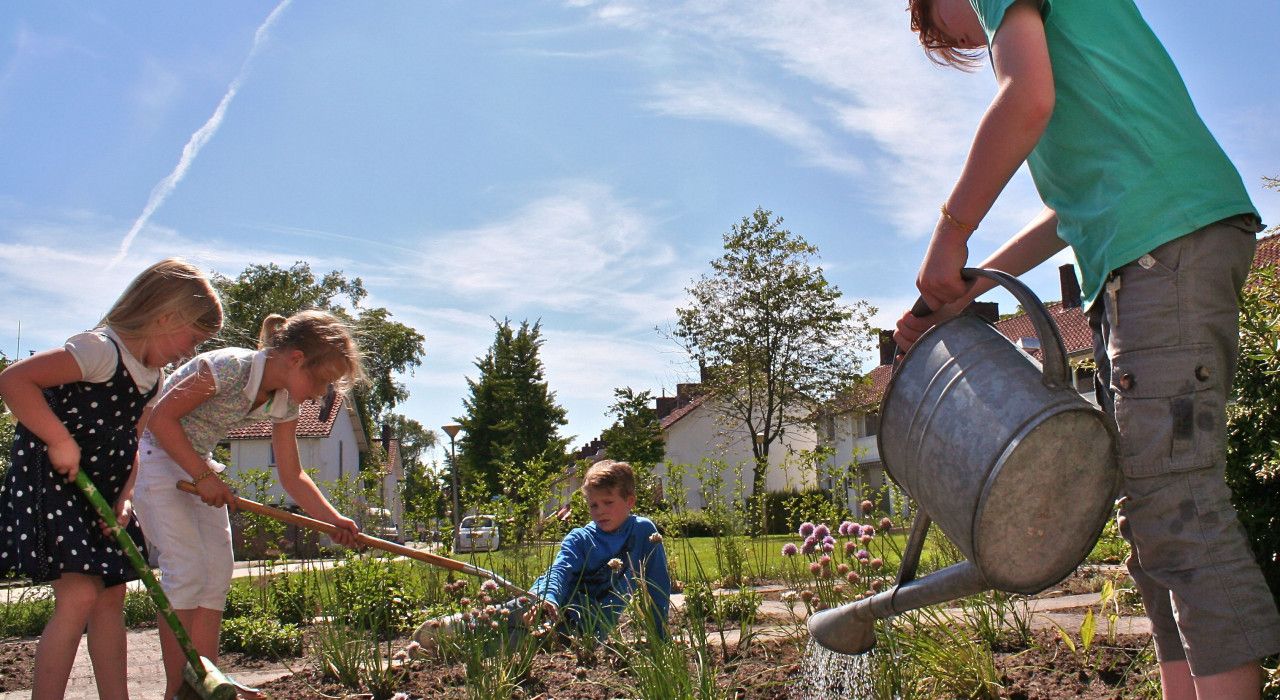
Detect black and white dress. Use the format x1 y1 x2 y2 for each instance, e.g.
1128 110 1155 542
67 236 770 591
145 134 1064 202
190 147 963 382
0 339 154 587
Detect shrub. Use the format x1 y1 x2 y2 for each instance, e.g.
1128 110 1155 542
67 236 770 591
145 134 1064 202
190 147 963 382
652 510 721 538
0 590 54 638
1226 262 1280 599
223 582 262 620
330 556 417 637
222 615 303 659
123 588 158 627
271 571 319 625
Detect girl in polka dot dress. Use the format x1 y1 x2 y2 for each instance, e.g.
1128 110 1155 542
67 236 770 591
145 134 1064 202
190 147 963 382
0 258 222 700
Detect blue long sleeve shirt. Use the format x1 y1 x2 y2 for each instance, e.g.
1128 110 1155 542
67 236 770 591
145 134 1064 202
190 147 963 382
529 514 670 634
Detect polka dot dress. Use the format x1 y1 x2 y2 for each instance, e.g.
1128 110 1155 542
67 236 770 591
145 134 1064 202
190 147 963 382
0 339 155 587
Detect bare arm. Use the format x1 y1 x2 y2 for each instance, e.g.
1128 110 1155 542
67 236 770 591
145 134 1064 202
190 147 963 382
916 0 1056 312
272 421 360 546
897 206 1066 349
147 364 236 507
0 349 86 478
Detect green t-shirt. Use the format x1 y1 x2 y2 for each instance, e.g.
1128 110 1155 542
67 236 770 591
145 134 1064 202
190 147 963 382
971 0 1258 305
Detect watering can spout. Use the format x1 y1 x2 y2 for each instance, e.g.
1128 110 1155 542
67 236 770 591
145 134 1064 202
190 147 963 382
807 560 987 655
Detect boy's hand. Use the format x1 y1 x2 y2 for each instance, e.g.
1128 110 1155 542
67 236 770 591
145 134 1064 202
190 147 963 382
523 600 558 626
47 436 81 480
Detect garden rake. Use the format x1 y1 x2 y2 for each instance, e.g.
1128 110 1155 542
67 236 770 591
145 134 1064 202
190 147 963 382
71 470 251 700
175 480 539 600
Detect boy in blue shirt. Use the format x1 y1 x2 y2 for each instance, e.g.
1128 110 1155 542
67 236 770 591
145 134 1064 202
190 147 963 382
894 1 1280 698
528 459 671 637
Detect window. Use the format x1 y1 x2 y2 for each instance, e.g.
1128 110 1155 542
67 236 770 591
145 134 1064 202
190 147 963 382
338 441 344 478
268 444 275 467
863 413 880 437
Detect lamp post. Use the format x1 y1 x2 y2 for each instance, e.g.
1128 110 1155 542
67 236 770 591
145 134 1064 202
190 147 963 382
442 424 463 532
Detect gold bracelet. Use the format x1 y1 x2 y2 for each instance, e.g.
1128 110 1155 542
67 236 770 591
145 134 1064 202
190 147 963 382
939 203 979 234
193 467 218 484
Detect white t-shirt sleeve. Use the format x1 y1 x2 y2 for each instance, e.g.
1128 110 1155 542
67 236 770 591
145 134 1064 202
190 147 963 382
64 331 118 384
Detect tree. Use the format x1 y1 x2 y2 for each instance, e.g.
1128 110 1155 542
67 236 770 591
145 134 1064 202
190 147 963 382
456 319 569 498
210 262 426 428
600 387 664 468
672 207 874 505
0 354 12 480
600 387 666 513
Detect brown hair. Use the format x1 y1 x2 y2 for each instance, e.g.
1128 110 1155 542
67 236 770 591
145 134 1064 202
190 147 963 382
581 460 636 499
258 310 366 391
908 0 985 70
102 258 223 339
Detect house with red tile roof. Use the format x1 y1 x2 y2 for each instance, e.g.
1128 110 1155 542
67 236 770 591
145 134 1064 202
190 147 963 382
820 231 1279 513
222 393 407 539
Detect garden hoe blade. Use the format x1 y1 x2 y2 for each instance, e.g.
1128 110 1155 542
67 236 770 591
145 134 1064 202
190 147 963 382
72 471 246 700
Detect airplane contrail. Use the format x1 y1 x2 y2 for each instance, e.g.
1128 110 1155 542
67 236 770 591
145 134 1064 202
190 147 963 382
111 0 293 267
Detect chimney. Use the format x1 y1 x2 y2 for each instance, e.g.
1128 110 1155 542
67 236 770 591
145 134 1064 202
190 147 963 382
1060 264 1082 309
381 423 392 454
878 329 897 366
655 396 677 420
966 301 999 324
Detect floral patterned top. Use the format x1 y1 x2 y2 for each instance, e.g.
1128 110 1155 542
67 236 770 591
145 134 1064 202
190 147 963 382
144 347 298 456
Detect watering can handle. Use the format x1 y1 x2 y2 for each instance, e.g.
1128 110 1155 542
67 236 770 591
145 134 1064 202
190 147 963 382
908 268 1072 390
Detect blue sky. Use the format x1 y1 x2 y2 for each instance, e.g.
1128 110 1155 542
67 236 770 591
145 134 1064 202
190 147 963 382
2 1 1277 456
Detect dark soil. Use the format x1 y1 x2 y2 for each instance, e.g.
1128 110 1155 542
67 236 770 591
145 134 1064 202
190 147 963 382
249 628 1156 699
0 640 36 692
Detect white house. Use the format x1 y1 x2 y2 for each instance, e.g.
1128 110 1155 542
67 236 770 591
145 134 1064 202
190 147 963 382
221 394 406 535
655 383 818 510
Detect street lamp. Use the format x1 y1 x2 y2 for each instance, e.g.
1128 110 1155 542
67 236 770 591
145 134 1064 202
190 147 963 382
442 424 463 532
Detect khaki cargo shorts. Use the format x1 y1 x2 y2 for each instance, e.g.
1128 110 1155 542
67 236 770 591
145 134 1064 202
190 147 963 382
1089 215 1280 677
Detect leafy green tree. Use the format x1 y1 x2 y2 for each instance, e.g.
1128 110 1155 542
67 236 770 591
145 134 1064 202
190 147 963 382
210 262 426 428
672 207 874 504
600 387 666 513
1226 185 1280 599
456 319 569 498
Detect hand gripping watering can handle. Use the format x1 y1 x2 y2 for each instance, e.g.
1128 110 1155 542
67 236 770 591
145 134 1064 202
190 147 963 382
908 267 1071 390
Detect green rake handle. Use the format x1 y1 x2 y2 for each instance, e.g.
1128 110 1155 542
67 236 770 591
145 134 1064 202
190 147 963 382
72 470 238 700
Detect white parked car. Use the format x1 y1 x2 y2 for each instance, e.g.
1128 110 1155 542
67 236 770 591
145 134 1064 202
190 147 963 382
454 515 500 553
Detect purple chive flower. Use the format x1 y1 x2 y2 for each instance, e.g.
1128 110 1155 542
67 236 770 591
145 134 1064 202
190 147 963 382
809 562 822 575
801 538 817 555
814 524 831 540
861 525 876 537
844 541 857 556
838 521 854 537
856 549 870 560
782 543 798 556
822 541 835 553
822 535 836 547
799 522 815 538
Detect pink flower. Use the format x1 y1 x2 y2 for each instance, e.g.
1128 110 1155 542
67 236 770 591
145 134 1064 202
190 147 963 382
782 543 798 556
801 537 817 555
822 542 834 553
482 579 499 592
813 524 830 540
809 562 822 575
818 554 832 567
861 525 876 538
860 499 874 514
870 558 884 570
799 522 815 538
844 541 857 556
880 517 893 530
837 563 851 576
846 570 861 584
838 521 855 537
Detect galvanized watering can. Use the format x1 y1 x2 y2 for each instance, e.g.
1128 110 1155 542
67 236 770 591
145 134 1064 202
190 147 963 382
808 268 1120 655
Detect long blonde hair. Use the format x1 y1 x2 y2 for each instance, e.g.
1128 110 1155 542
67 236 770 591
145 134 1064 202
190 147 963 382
258 310 365 390
101 258 223 339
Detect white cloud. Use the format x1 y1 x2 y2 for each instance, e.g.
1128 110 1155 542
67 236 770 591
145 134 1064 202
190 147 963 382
407 182 695 330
